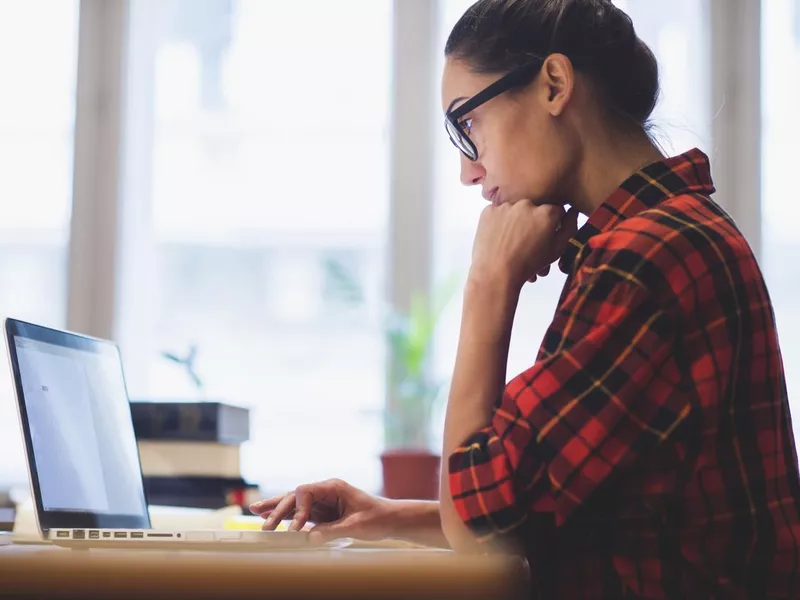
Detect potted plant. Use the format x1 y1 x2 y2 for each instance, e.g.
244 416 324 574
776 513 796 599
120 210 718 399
322 258 460 499
381 277 459 500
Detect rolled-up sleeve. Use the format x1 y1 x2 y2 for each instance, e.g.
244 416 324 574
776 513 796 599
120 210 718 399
448 269 690 541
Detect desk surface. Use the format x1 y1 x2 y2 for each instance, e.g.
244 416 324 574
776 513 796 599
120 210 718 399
0 542 528 600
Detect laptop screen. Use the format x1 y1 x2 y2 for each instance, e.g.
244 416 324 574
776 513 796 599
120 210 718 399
5 319 150 531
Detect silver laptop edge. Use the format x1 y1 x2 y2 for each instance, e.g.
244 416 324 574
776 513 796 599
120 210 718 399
4 318 44 539
3 317 308 550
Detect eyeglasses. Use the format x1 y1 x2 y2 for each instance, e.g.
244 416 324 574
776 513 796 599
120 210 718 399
444 60 545 161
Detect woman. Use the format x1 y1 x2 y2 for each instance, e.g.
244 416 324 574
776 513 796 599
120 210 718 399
251 0 800 597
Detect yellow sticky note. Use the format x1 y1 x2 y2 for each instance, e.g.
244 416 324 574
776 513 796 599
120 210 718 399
224 515 289 531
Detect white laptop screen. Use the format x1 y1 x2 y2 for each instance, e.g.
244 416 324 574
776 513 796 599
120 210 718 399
11 332 149 524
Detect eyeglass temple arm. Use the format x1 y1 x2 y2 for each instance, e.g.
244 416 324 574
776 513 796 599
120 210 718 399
446 60 544 120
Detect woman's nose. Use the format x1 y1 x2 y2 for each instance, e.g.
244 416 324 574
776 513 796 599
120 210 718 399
459 154 485 187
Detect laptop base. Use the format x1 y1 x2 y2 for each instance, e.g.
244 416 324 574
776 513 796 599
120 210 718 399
49 528 310 551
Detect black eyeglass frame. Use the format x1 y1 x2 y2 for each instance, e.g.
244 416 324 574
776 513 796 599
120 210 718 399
445 59 545 161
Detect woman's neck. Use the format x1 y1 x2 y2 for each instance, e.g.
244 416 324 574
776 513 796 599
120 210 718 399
569 128 665 216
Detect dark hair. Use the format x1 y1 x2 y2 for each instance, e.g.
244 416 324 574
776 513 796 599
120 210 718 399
445 0 660 132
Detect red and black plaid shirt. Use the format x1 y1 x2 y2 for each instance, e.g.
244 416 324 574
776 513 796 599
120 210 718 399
448 149 800 598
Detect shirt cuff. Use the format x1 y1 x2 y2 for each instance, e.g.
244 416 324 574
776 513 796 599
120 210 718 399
447 428 528 542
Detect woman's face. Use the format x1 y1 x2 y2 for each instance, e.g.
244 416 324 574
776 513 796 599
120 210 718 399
441 57 580 207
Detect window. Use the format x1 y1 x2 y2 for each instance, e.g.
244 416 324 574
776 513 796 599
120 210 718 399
761 0 800 438
432 1 712 429
117 0 392 494
0 1 79 485
0 0 775 502
615 0 712 155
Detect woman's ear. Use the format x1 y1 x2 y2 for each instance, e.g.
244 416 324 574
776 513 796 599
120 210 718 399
540 54 574 117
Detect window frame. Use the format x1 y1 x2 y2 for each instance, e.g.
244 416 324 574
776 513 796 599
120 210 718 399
65 0 764 443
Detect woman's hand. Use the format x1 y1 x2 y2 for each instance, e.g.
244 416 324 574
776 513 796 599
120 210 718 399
471 201 580 290
250 478 398 544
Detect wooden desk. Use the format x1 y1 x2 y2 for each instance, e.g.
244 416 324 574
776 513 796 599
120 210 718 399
0 543 529 599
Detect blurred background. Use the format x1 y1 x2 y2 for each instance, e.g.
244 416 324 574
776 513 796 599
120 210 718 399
0 0 797 503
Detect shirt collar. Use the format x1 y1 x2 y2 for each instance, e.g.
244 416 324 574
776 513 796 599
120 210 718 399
558 148 716 275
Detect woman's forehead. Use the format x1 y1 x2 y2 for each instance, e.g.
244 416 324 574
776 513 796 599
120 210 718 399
441 59 493 112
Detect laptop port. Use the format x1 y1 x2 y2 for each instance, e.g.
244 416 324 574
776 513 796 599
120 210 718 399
131 532 144 538
146 533 174 538
56 530 69 538
113 531 127 539
89 530 100 539
73 530 85 539
102 532 111 538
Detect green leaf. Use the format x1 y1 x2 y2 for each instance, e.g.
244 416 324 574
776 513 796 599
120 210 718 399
323 257 364 305
162 351 183 364
431 272 462 323
382 273 463 448
189 370 203 391
161 347 204 392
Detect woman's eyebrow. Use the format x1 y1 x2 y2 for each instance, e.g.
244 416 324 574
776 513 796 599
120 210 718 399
447 96 468 113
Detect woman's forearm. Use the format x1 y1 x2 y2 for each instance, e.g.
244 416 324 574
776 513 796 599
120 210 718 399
382 274 519 552
440 271 520 551
386 499 449 548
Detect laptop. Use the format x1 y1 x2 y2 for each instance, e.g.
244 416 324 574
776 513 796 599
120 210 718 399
3 317 309 551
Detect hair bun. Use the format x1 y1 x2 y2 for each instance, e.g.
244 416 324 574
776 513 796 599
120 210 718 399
555 0 659 126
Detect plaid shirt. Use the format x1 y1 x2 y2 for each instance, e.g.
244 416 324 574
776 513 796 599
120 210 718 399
448 149 800 599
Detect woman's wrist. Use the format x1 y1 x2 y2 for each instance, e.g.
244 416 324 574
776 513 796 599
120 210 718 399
466 265 521 306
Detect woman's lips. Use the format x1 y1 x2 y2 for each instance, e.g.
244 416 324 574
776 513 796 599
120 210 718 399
483 187 500 205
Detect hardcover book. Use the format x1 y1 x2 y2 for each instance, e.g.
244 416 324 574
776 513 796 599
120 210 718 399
130 401 249 444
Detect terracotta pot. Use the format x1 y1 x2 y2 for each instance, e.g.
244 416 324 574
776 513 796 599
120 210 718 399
380 449 441 500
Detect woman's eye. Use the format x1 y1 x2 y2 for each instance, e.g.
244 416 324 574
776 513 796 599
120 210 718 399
461 118 473 134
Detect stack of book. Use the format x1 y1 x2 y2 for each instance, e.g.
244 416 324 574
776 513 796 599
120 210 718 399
130 401 260 512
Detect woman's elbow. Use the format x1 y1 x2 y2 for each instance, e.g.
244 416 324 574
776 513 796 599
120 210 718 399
440 508 486 553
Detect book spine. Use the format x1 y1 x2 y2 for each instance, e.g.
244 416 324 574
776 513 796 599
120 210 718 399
137 441 241 478
142 476 259 510
130 402 249 443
